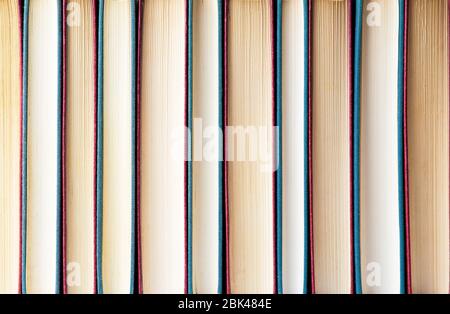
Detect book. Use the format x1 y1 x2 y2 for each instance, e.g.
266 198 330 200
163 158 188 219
62 0 97 294
137 0 188 293
96 0 136 294
0 0 22 294
225 0 276 294
22 0 62 294
353 0 406 294
406 0 450 294
279 0 309 294
310 0 353 294
191 0 223 294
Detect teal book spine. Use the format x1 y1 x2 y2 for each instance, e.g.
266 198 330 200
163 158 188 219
21 0 28 295
303 0 310 295
187 0 193 294
353 0 362 294
276 0 282 294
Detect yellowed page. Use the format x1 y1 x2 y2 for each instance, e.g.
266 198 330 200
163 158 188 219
312 0 352 294
66 0 96 294
0 0 21 294
101 0 133 294
227 0 274 294
407 0 450 294
140 0 186 293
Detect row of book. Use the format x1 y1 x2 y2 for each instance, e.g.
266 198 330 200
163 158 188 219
0 0 449 294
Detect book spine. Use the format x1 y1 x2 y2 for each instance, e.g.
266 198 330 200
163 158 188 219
92 0 98 295
187 0 193 295
223 0 230 294
56 0 63 295
61 0 67 294
96 0 104 294
398 0 408 295
275 0 283 295
353 0 363 295
302 0 310 295
307 0 314 294
136 0 143 295
402 0 411 295
218 0 225 295
130 0 137 296
348 0 355 295
20 0 26 295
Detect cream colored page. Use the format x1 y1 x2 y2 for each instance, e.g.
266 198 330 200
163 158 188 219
26 0 59 294
140 0 186 293
360 0 401 294
281 0 306 294
228 0 274 294
102 0 132 294
407 0 450 294
0 0 21 294
66 0 95 294
312 0 351 294
192 0 220 294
